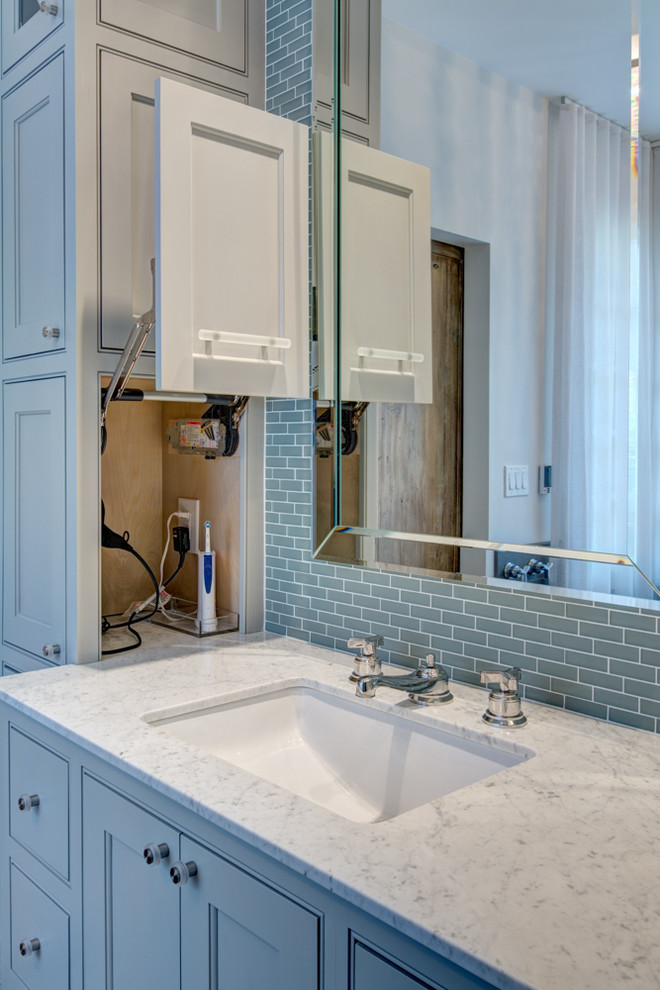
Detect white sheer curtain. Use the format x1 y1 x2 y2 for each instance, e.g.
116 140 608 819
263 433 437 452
549 100 640 594
630 140 659 595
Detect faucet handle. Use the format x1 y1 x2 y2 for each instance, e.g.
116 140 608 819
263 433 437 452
347 634 383 656
347 634 383 681
480 666 521 692
480 668 527 727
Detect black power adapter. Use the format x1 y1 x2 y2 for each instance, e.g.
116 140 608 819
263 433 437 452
172 526 191 555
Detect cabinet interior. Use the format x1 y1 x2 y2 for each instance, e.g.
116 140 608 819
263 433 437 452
100 377 240 622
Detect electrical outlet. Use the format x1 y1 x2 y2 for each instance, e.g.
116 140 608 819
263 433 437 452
178 498 200 554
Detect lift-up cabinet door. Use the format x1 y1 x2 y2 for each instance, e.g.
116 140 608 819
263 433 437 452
155 77 309 399
315 133 432 403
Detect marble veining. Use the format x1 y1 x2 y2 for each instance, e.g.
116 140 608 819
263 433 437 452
1 631 659 989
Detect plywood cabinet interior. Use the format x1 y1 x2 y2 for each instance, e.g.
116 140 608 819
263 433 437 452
101 379 241 624
156 77 309 399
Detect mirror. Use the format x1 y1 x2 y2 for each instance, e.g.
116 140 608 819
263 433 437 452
313 0 660 602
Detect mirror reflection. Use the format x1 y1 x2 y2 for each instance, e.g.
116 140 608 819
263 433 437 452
314 0 660 601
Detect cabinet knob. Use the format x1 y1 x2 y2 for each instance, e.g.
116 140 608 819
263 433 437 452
19 938 41 957
17 793 40 813
41 326 60 339
39 2 58 13
143 842 170 866
170 860 198 886
42 644 61 658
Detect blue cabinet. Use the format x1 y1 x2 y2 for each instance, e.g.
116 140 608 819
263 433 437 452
1 56 65 360
1 0 64 75
82 775 180 990
180 835 319 990
83 775 320 990
2 377 67 662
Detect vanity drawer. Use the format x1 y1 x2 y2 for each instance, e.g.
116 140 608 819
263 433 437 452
9 725 69 879
9 861 70 990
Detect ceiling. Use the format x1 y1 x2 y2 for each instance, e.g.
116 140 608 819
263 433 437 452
383 0 660 141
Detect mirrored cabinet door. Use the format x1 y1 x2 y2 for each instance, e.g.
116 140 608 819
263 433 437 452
1 0 64 74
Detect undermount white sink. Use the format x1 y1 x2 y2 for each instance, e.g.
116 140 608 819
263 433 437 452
143 682 534 823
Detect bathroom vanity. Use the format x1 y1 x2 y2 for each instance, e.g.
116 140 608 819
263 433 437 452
1 633 658 990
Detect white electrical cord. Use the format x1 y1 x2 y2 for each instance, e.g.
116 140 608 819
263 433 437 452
133 510 190 618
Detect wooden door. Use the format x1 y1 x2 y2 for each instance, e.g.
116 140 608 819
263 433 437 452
180 835 320 989
376 241 463 572
3 377 67 661
82 776 181 990
2 56 65 360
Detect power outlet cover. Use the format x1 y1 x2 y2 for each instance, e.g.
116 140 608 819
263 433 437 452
178 498 200 554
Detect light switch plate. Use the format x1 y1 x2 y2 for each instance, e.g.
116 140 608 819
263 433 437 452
504 465 529 498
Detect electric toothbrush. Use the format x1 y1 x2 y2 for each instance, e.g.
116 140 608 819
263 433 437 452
197 520 217 633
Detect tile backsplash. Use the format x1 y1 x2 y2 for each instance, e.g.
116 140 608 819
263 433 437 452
264 401 660 735
264 3 660 734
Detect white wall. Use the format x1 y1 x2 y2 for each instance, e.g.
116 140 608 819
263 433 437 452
380 19 550 544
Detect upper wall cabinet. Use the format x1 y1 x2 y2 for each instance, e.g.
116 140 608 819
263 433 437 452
155 78 309 399
99 52 249 353
98 0 262 80
2 55 65 361
315 134 432 403
1 0 64 75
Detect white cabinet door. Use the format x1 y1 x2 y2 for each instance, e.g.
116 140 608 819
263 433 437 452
2 56 65 360
98 0 259 77
315 134 432 403
1 0 64 74
3 378 66 662
99 52 249 353
155 77 309 398
179 836 319 989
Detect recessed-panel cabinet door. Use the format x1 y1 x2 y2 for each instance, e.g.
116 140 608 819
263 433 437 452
179 836 320 990
1 0 64 74
99 52 248 353
9 862 70 990
315 133 432 403
99 0 261 79
156 77 309 398
2 56 65 360
82 776 180 990
3 378 66 662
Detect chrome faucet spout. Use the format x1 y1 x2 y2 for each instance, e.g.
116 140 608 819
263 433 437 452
355 654 453 706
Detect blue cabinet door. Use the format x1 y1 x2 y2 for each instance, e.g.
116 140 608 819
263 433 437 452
2 377 66 662
179 835 320 990
2 55 65 359
82 776 181 990
1 0 64 73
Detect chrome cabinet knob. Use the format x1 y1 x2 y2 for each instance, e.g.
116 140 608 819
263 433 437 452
42 644 61 659
41 325 60 339
19 938 41 957
143 842 170 866
17 793 40 812
40 2 58 13
170 860 198 886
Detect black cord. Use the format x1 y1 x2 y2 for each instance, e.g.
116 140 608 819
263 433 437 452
101 547 187 655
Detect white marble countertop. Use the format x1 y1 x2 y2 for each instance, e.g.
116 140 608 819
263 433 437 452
1 630 659 989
